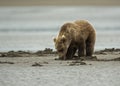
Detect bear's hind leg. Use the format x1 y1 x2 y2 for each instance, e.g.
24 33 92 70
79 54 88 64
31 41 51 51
78 43 85 57
86 40 95 56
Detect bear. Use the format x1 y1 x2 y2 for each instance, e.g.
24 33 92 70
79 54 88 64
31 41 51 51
53 20 96 60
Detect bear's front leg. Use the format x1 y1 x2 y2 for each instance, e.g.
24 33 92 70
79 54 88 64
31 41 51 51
66 46 77 60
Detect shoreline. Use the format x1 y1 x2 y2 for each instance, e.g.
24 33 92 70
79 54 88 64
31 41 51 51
0 48 120 64
0 48 120 66
0 48 120 58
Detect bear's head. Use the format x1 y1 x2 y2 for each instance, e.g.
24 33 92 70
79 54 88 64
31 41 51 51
53 35 70 60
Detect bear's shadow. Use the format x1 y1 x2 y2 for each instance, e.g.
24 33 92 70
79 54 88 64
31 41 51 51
54 56 98 61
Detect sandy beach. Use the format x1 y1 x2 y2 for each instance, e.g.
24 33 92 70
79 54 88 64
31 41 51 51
0 48 120 86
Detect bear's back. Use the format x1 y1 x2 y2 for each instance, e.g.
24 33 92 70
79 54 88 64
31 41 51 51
59 22 78 36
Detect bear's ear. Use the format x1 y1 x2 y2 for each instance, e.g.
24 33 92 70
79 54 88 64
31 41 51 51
61 35 66 42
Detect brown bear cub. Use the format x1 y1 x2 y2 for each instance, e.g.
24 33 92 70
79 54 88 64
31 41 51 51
53 20 96 60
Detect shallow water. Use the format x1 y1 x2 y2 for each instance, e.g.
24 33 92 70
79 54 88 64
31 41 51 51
0 6 120 51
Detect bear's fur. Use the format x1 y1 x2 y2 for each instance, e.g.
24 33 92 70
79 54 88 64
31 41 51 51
53 20 96 60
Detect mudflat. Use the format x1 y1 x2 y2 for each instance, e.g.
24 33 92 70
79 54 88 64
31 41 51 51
0 48 120 86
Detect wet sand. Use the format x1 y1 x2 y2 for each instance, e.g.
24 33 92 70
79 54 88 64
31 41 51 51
0 48 120 86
